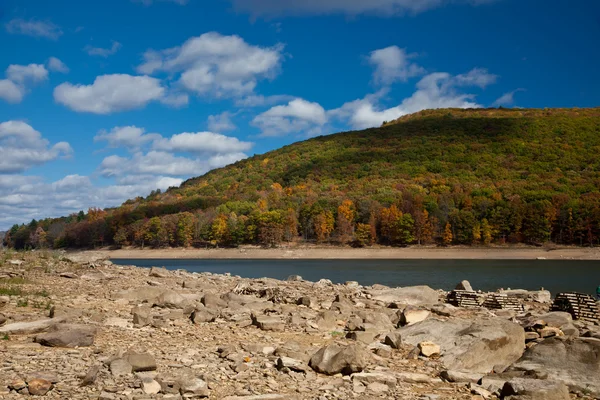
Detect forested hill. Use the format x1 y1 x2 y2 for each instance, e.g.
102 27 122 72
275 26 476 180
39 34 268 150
5 107 600 250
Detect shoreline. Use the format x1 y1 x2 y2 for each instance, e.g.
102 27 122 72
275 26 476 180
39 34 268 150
69 245 600 261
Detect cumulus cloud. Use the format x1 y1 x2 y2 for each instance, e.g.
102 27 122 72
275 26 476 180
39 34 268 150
137 32 284 99
234 94 296 107
153 131 253 154
84 41 122 58
208 112 237 132
94 126 162 150
493 88 525 107
5 18 63 40
252 98 327 136
230 0 497 17
369 46 425 85
6 63 49 83
47 57 69 73
53 74 167 114
0 120 73 173
0 79 23 103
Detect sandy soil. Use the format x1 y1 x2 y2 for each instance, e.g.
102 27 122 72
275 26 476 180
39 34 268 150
71 245 600 261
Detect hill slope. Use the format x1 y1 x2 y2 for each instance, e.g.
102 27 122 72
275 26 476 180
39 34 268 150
5 107 600 249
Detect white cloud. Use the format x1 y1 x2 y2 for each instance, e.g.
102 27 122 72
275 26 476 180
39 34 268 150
252 98 327 136
159 92 189 107
0 79 23 103
331 68 497 129
208 112 237 132
94 126 162 150
0 120 73 173
6 63 48 83
53 74 167 114
5 18 63 40
47 57 69 73
493 88 525 107
153 131 253 154
369 46 424 85
230 0 496 17
84 41 122 58
234 94 296 107
137 32 284 98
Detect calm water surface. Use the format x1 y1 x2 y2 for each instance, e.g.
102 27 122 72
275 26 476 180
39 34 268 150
110 258 600 296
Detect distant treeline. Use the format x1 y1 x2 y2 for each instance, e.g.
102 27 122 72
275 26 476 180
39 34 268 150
4 107 600 249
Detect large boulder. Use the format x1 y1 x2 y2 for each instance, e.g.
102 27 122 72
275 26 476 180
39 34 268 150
399 318 525 373
309 343 371 375
509 337 600 396
501 378 570 400
366 285 438 307
35 324 97 348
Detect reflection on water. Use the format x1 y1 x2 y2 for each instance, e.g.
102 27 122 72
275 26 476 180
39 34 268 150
111 258 600 296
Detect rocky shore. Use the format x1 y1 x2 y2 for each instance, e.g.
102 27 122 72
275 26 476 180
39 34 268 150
1 251 599 400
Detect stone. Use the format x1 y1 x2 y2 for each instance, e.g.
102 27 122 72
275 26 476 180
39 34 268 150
384 331 402 349
276 357 308 372
27 378 53 396
297 296 316 308
400 307 431 326
352 372 396 388
202 293 227 309
456 280 473 291
509 337 600 395
501 378 570 400
419 341 441 357
132 305 153 327
149 266 170 278
346 331 377 344
539 326 563 338
440 370 483 383
0 313 6 326
399 317 525 373
114 287 166 302
179 377 209 397
127 352 157 372
110 358 132 377
469 384 493 399
396 372 439 384
221 396 289 400
251 313 284 331
35 324 96 347
366 285 439 306
153 290 187 309
367 382 389 393
309 343 371 375
104 317 129 328
191 308 218 323
314 311 337 331
0 318 59 334
81 365 100 386
287 275 303 281
141 379 162 395
346 310 395 332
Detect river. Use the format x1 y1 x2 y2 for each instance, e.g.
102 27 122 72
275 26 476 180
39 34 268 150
110 258 600 295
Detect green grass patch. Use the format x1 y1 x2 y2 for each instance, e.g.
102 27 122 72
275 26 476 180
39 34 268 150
0 277 29 285
0 286 23 296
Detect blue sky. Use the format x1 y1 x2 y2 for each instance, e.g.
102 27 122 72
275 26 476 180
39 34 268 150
0 0 599 229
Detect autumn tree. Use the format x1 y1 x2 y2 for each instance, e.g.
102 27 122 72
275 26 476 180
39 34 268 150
176 212 195 247
313 211 335 243
255 210 285 247
335 199 356 244
413 210 434 245
443 223 453 246
354 223 374 247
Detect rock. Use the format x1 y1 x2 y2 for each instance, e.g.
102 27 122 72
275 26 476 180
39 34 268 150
149 266 170 278
202 293 227 309
297 296 316 308
367 382 389 393
287 275 302 281
35 324 96 347
141 379 162 395
0 314 7 326
346 331 377 344
366 285 439 306
440 370 483 383
127 352 157 372
191 308 218 323
0 318 59 334
104 317 129 328
501 378 570 400
276 357 308 372
418 341 441 357
396 372 439 384
384 331 402 349
9 259 24 265
222 396 289 400
153 290 187 309
81 365 100 386
59 272 78 279
469 383 493 399
399 317 525 373
0 295 9 307
400 307 430 326
346 310 394 332
314 311 338 331
352 372 396 388
315 279 333 286
309 343 371 375
251 313 284 331
509 337 600 395
539 326 563 338
110 358 132 377
27 378 53 396
456 280 473 291
345 281 360 288
132 305 153 327
179 377 209 397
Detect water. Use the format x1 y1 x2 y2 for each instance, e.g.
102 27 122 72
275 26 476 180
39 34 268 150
110 258 600 296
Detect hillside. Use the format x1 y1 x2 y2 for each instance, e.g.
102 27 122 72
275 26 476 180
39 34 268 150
4 107 600 249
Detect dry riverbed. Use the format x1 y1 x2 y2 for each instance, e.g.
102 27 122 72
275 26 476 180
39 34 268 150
0 250 599 400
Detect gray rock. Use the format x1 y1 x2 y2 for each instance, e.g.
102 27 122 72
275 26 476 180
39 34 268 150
153 290 187 309
114 287 166 302
149 266 170 278
202 293 227 309
501 378 570 400
276 356 308 372
191 308 218 323
440 370 483 383
141 378 162 395
346 331 377 344
314 310 338 331
81 365 100 386
287 275 303 281
35 324 96 347
251 313 284 331
179 377 209 397
0 318 61 334
384 331 402 349
455 280 473 291
309 343 371 375
351 372 396 388
396 372 439 384
399 317 525 373
400 307 430 326
110 358 132 377
509 337 600 395
366 285 439 306
132 305 153 327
